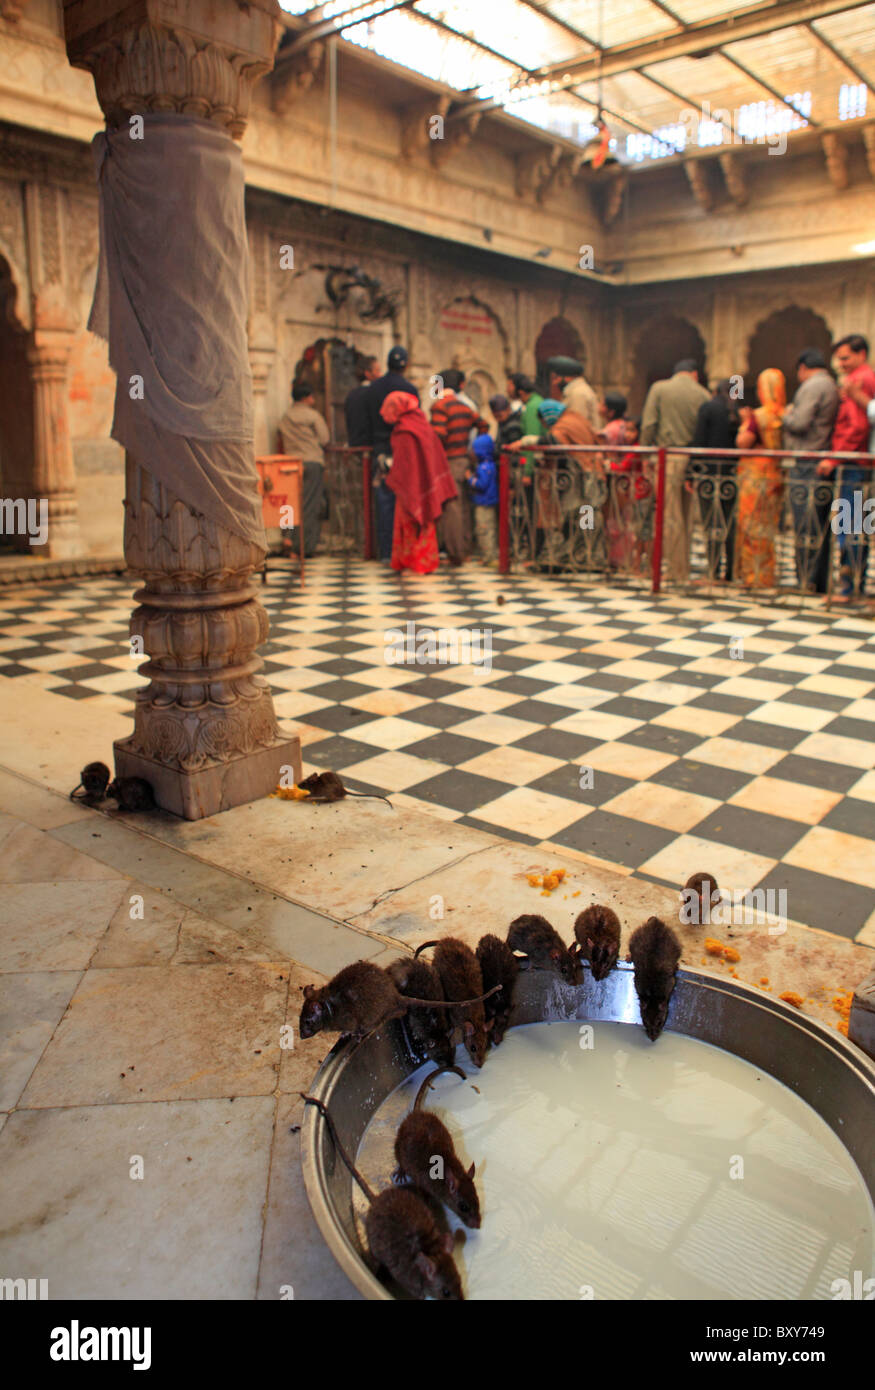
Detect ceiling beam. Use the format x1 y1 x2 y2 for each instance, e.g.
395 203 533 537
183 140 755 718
452 0 871 116
283 0 416 56
718 50 820 127
808 20 875 100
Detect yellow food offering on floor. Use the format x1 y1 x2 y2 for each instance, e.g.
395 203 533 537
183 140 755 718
271 785 310 800
779 991 804 1009
527 873 542 887
704 937 741 962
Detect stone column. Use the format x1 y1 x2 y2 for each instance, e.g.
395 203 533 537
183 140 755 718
26 326 81 559
24 183 83 559
63 0 301 820
249 342 277 456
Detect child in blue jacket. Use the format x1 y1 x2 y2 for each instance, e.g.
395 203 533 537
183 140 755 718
467 426 499 564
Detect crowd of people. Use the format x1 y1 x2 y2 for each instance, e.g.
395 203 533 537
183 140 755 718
275 333 874 596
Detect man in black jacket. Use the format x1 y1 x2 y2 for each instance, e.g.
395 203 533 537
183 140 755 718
690 379 739 582
367 346 420 560
343 356 380 447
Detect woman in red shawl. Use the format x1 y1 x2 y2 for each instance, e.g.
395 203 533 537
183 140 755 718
380 390 457 573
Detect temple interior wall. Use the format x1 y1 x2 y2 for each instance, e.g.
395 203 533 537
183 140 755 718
1 7 874 556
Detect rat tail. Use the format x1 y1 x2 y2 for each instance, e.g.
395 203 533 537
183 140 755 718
413 940 439 959
301 1094 376 1204
407 985 500 1010
344 790 394 807
413 1064 467 1111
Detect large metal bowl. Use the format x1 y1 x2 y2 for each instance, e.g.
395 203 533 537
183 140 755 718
300 965 875 1300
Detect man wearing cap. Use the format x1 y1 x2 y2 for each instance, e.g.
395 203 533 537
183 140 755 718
546 356 600 430
367 346 420 561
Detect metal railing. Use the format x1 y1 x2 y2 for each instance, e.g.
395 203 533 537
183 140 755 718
321 445 373 557
496 444 875 607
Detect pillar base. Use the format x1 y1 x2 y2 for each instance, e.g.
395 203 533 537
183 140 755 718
113 730 302 821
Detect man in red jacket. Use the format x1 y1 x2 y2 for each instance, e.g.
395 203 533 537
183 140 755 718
823 335 875 601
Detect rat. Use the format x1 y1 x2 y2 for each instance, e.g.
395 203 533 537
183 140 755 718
69 760 111 804
386 956 454 1065
475 934 519 1046
297 770 392 807
413 938 491 1068
394 1064 481 1229
302 1094 463 1300
506 914 581 986
105 776 155 813
627 916 682 1042
681 871 721 926
573 904 621 982
299 959 498 1043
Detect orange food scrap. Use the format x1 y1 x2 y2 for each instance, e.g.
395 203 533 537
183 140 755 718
527 874 542 888
571 890 581 898
760 977 769 986
271 784 310 800
704 937 741 963
779 991 804 1009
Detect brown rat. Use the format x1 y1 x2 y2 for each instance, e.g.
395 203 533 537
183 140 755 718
573 904 621 982
627 916 682 1042
475 934 519 1046
302 1094 463 1300
507 913 581 986
298 770 392 807
299 959 498 1044
681 871 720 926
386 956 454 1065
394 1064 481 1229
70 760 111 804
106 776 155 813
414 938 491 1068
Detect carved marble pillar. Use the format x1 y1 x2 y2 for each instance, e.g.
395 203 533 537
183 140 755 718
249 349 276 456
24 184 83 558
63 0 301 819
26 328 81 558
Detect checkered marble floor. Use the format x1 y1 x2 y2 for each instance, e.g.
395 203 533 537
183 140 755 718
1 558 873 945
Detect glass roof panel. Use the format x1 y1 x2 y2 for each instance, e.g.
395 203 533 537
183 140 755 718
342 7 519 89
414 1 591 70
543 0 676 48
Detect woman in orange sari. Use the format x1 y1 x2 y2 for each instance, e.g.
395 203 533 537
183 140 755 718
734 368 786 589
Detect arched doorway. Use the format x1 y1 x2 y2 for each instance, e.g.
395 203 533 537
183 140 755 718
535 316 585 394
630 314 707 413
746 306 833 398
0 256 34 554
292 337 374 444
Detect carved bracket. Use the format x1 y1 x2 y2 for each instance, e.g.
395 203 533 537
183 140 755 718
864 124 875 181
271 41 324 116
401 94 450 156
600 169 627 226
718 150 748 207
683 158 715 212
822 132 849 190
432 111 481 168
516 143 575 202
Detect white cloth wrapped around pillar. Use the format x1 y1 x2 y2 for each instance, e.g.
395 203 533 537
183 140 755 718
88 113 264 548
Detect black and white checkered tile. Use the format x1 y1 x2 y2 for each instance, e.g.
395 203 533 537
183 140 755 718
1 559 873 944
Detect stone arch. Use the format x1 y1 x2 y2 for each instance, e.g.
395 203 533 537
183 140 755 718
434 293 509 390
745 305 834 399
0 253 35 539
534 315 586 393
629 313 707 414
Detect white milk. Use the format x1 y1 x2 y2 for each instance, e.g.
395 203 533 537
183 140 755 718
355 1022 874 1300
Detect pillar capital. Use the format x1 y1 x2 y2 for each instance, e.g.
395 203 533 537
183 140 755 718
62 0 282 138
